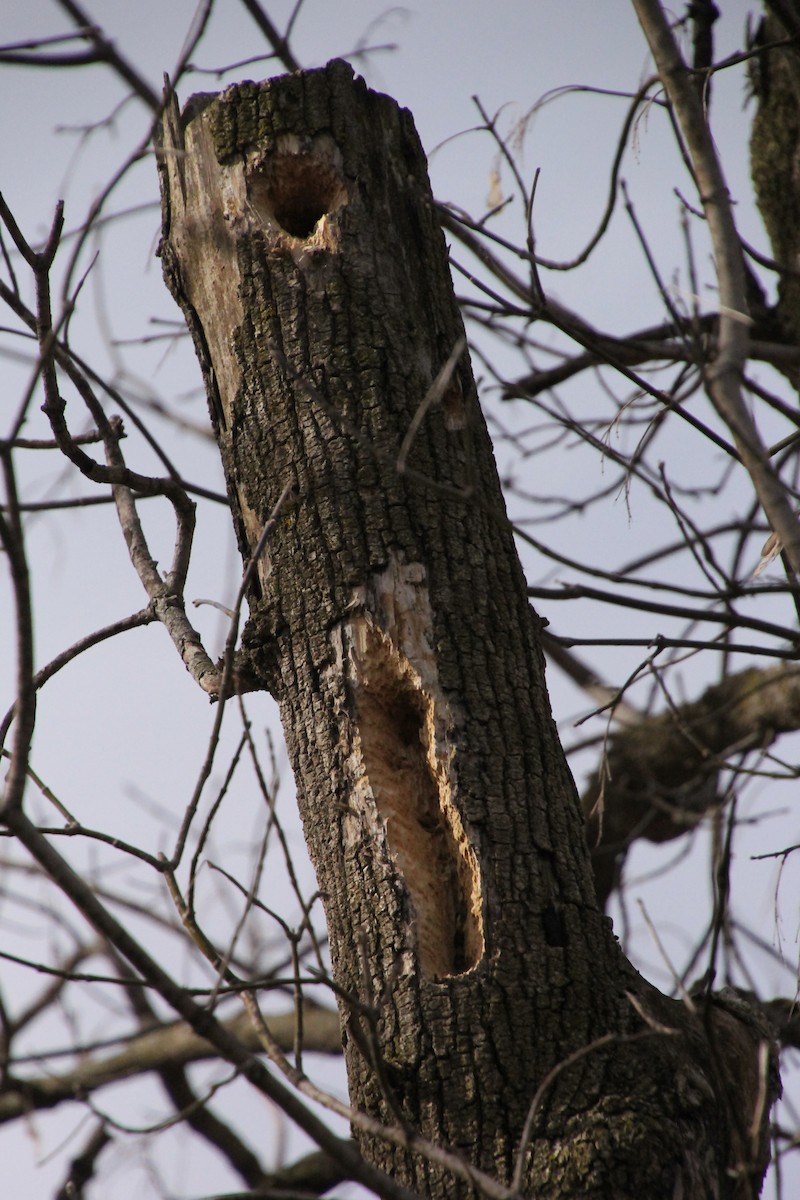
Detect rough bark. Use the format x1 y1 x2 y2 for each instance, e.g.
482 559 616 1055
750 2 800 353
158 61 778 1199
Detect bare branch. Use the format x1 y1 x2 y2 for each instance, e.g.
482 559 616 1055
238 0 303 72
53 0 160 109
632 0 800 580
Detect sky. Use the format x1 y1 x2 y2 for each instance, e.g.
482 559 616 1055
1 2 797 1197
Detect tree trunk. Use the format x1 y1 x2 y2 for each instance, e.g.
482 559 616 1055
750 2 800 354
158 60 777 1199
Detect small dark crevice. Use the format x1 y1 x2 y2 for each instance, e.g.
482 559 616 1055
542 904 567 948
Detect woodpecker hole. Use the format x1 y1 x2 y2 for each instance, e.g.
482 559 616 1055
247 134 347 240
351 620 483 980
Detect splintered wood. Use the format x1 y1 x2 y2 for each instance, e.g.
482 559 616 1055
343 553 484 979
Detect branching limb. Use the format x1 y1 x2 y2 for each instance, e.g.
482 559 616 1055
54 1122 112 1200
52 0 160 109
0 1003 342 1126
632 0 800 580
584 661 800 902
0 197 224 696
115 956 270 1189
0 806 415 1200
238 0 303 72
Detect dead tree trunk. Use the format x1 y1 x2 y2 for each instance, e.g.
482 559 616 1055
158 60 777 1199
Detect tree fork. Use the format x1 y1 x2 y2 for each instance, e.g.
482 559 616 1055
157 60 776 1199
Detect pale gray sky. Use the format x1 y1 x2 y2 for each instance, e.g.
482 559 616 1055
1 3 796 1197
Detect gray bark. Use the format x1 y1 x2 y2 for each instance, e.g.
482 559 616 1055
158 60 777 1199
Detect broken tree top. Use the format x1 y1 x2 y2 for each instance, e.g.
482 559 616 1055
157 55 483 595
